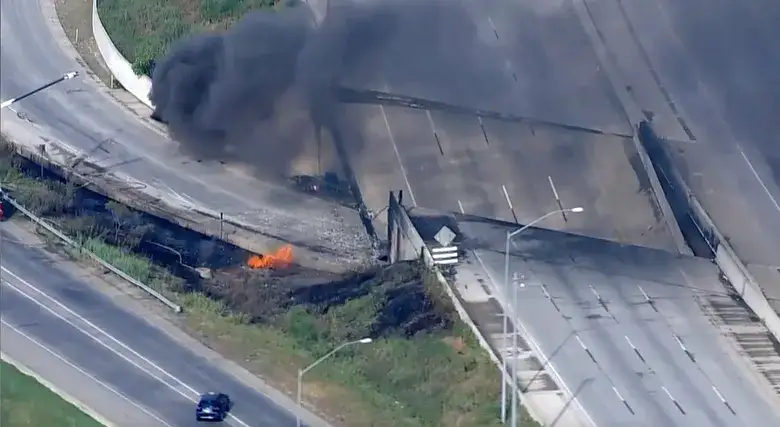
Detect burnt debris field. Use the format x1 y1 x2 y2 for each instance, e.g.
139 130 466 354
1 144 518 426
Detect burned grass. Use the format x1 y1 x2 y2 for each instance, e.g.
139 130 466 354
1 145 526 426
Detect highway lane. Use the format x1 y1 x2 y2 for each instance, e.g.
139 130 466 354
452 217 780 427
0 0 680 255
0 224 317 427
0 0 372 270
578 0 780 267
335 0 678 251
1 289 196 427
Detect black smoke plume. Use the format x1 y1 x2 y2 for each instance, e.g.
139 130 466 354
150 0 508 178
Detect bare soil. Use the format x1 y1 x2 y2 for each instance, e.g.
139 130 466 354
54 0 114 87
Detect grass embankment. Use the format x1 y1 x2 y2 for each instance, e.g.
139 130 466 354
0 145 539 426
0 361 104 427
97 0 287 75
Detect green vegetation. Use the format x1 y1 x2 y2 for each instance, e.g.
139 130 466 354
97 0 289 75
0 144 539 426
0 361 104 427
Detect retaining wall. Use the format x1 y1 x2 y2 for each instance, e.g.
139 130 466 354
92 0 153 108
387 191 552 424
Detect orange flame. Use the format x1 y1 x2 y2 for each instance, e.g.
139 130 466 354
247 245 294 269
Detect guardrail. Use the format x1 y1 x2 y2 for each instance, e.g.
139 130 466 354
92 0 153 108
0 191 182 313
637 121 780 341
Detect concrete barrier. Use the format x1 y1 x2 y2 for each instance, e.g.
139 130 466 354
387 191 551 423
388 191 498 362
92 0 153 108
638 121 780 342
92 0 326 110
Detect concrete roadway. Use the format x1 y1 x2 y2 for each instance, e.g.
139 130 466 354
337 0 780 271
575 0 780 269
0 222 319 427
0 0 372 271
452 216 780 427
335 0 678 252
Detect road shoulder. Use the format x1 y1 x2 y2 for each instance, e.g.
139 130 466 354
1 338 116 427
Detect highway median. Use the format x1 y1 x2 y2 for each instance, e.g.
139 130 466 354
1 141 539 426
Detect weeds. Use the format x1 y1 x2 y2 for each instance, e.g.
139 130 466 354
97 0 286 74
0 146 538 426
0 362 104 427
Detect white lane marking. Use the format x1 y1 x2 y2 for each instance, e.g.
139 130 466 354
457 200 465 214
470 251 597 427
501 184 514 211
611 386 625 402
737 145 780 213
547 176 560 202
661 385 678 403
379 104 418 206
425 110 438 135
0 319 174 427
1 267 252 427
3 281 196 399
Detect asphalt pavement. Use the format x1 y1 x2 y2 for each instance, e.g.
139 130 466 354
0 222 318 427
0 0 372 271
448 215 780 427
2 322 167 427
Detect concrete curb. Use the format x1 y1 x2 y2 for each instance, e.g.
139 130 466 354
1 351 114 427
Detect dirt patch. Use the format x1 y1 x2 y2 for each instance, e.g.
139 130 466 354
54 0 113 87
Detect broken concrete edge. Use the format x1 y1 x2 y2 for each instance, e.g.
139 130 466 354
636 121 780 346
0 133 355 274
567 0 690 257
0 351 115 427
387 191 574 427
629 130 692 256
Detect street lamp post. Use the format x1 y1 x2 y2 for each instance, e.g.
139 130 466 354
1 71 79 109
296 338 373 427
1 71 79 289
500 207 584 424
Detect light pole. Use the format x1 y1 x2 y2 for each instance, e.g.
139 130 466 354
1 71 79 109
501 207 584 424
296 337 373 427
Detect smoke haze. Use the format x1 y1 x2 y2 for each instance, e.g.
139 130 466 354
150 0 509 179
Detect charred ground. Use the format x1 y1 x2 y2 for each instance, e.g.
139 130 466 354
201 261 453 338
1 143 529 426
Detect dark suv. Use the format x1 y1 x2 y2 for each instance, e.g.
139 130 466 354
196 392 231 422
